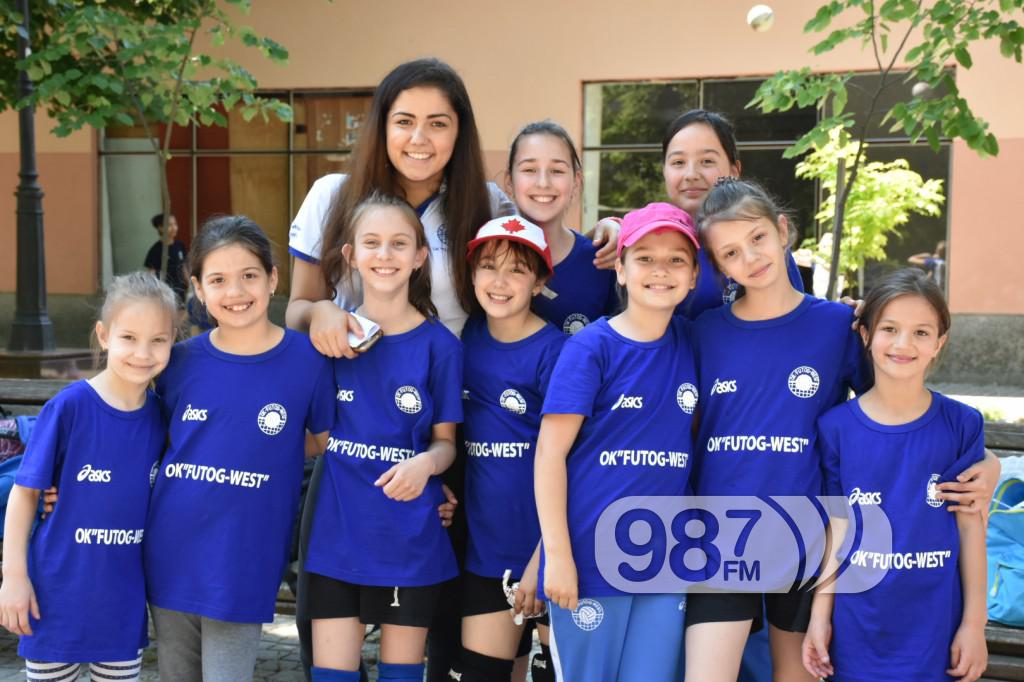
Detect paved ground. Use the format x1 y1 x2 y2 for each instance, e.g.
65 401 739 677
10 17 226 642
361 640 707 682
0 614 385 681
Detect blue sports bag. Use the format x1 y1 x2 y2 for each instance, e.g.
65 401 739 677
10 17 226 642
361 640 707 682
987 477 1024 627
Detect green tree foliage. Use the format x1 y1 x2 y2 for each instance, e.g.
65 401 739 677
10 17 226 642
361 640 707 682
796 127 944 279
750 0 1024 297
0 0 292 280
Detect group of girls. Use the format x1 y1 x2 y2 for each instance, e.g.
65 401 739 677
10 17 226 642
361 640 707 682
0 55 1000 682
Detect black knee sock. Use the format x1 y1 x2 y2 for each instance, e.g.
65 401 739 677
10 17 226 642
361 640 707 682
448 647 514 682
530 644 554 682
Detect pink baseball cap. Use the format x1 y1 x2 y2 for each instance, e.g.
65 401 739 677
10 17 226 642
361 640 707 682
616 202 700 257
467 215 554 271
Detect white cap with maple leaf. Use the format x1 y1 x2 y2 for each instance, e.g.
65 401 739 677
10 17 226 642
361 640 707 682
466 215 554 271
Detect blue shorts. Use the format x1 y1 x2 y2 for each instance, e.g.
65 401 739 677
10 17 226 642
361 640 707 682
548 594 685 682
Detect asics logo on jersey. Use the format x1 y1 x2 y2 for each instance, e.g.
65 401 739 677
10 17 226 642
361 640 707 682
77 464 112 483
611 394 644 410
447 671 462 681
181 404 208 422
711 378 737 395
848 488 882 505
336 389 355 402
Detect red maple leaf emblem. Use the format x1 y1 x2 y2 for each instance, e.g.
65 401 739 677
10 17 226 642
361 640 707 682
502 218 526 233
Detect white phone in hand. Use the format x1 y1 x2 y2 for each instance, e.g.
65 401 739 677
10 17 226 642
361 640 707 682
347 312 382 353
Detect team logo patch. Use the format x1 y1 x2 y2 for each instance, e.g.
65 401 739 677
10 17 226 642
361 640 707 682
571 598 605 631
926 473 943 508
436 224 449 249
500 389 527 415
150 461 160 488
563 313 590 335
395 386 423 414
676 383 699 414
787 366 820 398
257 403 288 436
722 281 740 304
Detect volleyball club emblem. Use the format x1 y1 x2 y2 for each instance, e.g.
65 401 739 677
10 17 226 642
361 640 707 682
395 386 423 414
926 473 943 508
787 366 820 398
676 383 699 414
563 313 590 335
722 281 740 304
257 403 288 435
500 389 527 415
571 598 605 631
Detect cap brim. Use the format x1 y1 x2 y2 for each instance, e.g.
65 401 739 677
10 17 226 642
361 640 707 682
466 234 554 271
618 221 700 256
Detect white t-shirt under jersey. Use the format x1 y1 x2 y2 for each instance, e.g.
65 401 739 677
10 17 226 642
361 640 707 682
288 174 515 335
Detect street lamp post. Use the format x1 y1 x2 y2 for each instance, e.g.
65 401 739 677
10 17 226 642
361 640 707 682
8 0 56 352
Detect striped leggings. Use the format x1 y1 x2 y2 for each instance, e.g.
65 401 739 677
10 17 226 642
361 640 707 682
24 652 143 681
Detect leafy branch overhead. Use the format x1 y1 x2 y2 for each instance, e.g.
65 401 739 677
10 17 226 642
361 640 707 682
0 0 293 139
747 0 1023 298
751 0 1022 159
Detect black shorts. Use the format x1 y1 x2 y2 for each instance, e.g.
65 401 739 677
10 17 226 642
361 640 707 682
684 590 813 633
460 571 548 658
306 572 443 628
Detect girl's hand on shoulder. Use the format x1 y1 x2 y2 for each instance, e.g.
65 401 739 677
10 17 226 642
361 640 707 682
938 451 1000 522
542 552 578 611
948 621 987 682
374 453 433 501
514 550 544 618
309 301 362 359
839 296 864 330
0 575 39 636
590 218 621 270
802 617 834 679
437 484 458 527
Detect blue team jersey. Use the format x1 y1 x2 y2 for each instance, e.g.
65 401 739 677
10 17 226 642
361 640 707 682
692 295 867 498
461 315 566 578
145 330 335 623
677 249 804 320
540 316 698 597
818 393 985 682
533 231 619 334
306 319 463 587
16 381 164 662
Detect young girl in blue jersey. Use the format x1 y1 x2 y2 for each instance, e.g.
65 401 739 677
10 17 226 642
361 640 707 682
505 121 618 334
449 215 566 682
144 216 336 681
303 193 463 682
536 202 701 682
805 268 988 682
0 272 177 681
683 179 1000 682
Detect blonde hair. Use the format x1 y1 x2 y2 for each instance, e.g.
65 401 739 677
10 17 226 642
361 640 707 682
92 271 179 365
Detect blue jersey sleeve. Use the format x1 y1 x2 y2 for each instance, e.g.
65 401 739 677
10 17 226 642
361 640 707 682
840 324 872 395
306 355 336 434
817 410 845 499
429 342 464 425
940 402 986 482
786 250 805 292
15 396 66 490
541 336 603 417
